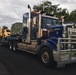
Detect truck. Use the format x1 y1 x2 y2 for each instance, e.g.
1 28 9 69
0 27 10 45
8 5 76 67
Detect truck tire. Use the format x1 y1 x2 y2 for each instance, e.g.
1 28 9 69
40 47 54 67
13 42 17 52
9 42 13 50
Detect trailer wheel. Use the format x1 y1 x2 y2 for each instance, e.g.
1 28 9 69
13 42 17 52
9 42 13 50
40 47 54 67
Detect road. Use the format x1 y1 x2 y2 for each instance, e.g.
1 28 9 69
0 46 76 75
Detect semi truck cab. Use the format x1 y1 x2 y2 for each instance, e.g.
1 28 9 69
9 5 76 67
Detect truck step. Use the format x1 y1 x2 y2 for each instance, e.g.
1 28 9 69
57 64 65 68
17 48 36 54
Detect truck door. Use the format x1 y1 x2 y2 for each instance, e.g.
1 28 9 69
31 16 38 40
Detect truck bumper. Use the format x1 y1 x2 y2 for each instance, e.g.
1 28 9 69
53 51 76 67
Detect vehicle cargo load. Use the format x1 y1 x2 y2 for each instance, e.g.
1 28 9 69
11 22 23 35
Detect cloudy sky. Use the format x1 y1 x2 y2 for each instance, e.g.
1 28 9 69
0 0 76 28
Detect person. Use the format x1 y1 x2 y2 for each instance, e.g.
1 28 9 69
32 17 38 38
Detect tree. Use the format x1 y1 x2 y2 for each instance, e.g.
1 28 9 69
33 1 59 14
61 9 69 22
69 10 76 23
33 1 76 23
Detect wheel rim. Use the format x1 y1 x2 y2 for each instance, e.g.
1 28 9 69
13 47 16 51
10 46 12 50
42 52 49 63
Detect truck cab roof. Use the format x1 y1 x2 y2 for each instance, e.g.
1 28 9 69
23 11 58 19
42 13 58 20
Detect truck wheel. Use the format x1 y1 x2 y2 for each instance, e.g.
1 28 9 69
13 42 17 52
10 42 13 50
40 47 54 67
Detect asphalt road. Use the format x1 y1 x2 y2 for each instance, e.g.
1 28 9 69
0 46 76 75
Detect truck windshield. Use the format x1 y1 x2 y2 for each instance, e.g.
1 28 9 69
42 17 59 27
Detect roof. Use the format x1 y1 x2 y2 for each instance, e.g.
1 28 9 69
42 14 58 20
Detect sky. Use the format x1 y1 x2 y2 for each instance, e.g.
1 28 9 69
0 0 76 28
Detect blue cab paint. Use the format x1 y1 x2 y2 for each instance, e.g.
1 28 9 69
42 25 63 51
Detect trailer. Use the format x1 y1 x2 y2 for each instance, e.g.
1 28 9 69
0 27 10 45
8 5 76 67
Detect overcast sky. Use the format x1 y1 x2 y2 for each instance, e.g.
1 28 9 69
0 0 76 28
